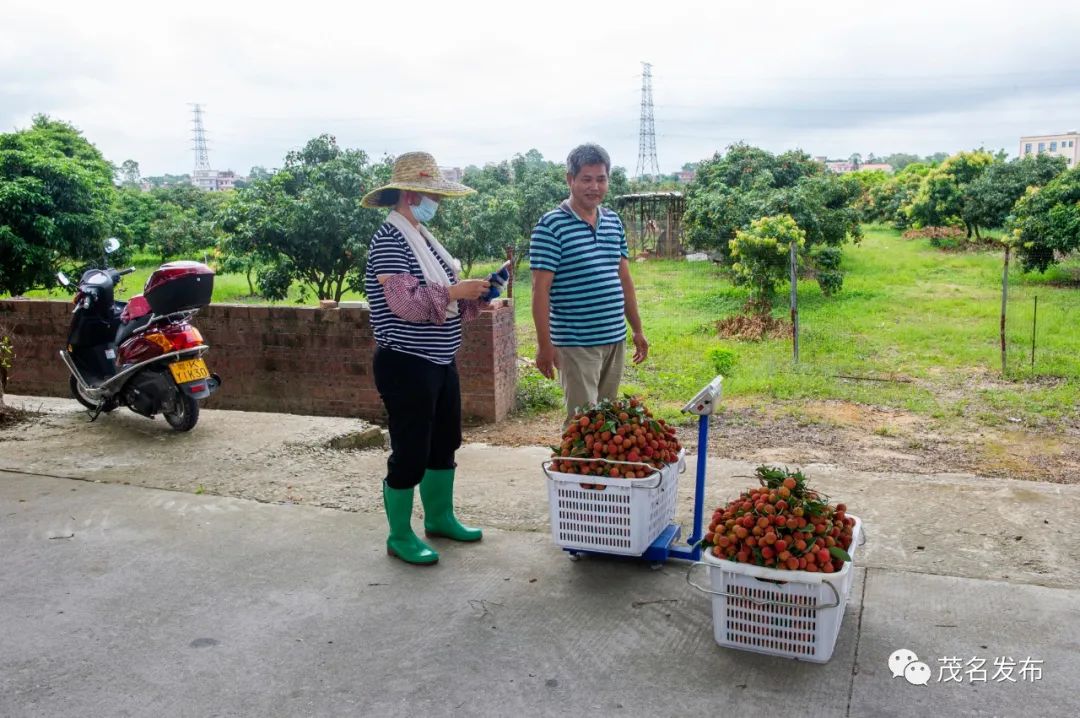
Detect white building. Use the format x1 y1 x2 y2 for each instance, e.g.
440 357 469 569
192 169 238 191
1019 132 1079 168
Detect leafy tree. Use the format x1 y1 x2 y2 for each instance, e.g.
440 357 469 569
434 188 520 275
142 173 191 188
248 166 273 182
116 159 140 187
216 189 267 296
907 150 995 237
0 115 115 296
881 153 922 171
683 143 860 296
218 134 390 301
965 154 1067 230
111 186 162 251
843 169 890 221
509 158 566 267
729 214 805 305
866 163 932 227
1008 167 1080 273
143 185 226 262
609 166 630 198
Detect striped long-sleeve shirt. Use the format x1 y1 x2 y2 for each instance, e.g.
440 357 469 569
364 220 478 365
529 203 629 347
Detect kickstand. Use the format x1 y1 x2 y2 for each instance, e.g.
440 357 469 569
87 402 104 422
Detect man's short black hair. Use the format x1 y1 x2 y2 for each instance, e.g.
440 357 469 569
567 143 611 177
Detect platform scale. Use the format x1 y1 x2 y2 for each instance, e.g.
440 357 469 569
553 375 723 568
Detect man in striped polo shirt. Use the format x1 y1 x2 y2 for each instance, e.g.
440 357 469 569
530 143 649 422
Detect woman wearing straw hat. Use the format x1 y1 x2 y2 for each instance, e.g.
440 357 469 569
362 152 506 565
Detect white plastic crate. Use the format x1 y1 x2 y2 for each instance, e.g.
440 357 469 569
689 516 862 663
544 450 686 556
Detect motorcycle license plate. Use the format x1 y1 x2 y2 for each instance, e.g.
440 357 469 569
169 358 210 384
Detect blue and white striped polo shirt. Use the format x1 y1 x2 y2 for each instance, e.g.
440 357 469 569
530 203 629 347
365 221 461 365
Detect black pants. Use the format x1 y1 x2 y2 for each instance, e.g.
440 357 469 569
373 347 462 490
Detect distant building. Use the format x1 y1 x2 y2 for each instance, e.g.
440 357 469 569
192 169 238 191
1019 132 1079 168
440 166 464 183
825 161 855 173
823 161 893 174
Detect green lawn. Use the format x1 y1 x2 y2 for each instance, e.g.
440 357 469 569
512 226 1080 425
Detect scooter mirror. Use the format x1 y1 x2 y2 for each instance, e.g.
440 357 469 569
56 271 71 287
104 237 121 254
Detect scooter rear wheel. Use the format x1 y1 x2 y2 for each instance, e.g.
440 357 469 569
69 376 117 413
163 391 199 432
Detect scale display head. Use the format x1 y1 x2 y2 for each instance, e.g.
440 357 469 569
681 375 723 416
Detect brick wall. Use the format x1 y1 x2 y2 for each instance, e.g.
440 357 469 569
0 299 517 423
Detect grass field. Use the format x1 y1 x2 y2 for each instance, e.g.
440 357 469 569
512 226 1080 425
15 227 1079 427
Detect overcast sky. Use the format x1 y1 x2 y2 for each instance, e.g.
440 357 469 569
3 0 1079 176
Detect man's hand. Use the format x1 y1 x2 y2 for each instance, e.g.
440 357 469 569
535 342 559 379
632 331 649 364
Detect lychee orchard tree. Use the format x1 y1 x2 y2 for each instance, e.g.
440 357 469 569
0 115 115 296
1008 167 1080 274
682 144 861 298
217 135 392 302
729 214 806 306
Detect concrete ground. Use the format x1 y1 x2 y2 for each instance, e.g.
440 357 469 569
2 396 1079 717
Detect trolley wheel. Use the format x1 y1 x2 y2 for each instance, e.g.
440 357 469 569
567 552 581 562
649 561 664 571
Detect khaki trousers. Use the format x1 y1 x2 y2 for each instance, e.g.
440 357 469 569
555 342 625 423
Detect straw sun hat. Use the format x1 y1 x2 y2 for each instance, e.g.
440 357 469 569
360 151 475 208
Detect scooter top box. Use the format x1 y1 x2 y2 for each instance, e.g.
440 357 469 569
144 261 214 315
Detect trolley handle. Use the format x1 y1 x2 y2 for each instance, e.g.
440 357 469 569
542 456 664 490
685 562 842 610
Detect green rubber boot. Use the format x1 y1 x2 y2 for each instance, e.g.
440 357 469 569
420 468 483 542
382 482 439 565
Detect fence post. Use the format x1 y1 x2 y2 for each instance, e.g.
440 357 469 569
1000 245 1010 375
505 245 514 299
790 239 799 363
1031 294 1038 371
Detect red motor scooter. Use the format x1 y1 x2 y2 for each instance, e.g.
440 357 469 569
56 239 221 431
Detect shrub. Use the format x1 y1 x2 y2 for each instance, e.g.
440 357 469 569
729 214 806 305
812 246 844 296
708 346 738 377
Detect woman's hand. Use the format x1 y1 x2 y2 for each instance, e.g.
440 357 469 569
448 279 490 301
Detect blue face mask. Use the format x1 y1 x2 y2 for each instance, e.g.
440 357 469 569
411 196 439 223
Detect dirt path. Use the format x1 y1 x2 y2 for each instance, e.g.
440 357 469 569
464 398 1080 485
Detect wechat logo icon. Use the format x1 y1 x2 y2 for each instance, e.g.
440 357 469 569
889 649 931 686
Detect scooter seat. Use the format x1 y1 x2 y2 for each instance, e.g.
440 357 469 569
115 313 153 346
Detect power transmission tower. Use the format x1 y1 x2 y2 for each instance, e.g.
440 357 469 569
189 103 216 190
189 103 211 173
635 62 660 182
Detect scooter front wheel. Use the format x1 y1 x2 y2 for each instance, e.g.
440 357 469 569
69 376 117 413
163 391 199 431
